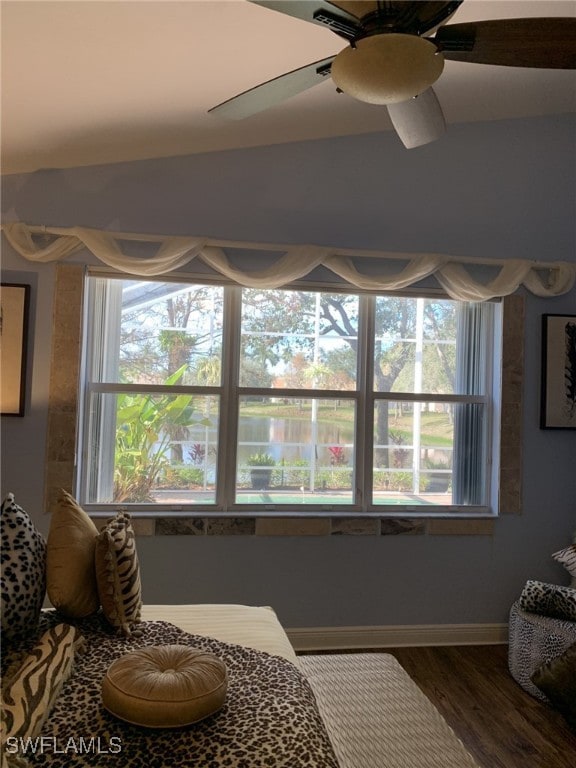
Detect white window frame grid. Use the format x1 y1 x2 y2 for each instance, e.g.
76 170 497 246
78 272 500 516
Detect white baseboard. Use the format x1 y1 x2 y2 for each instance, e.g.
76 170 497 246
287 622 508 651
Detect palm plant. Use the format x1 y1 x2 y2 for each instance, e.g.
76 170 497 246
114 365 210 502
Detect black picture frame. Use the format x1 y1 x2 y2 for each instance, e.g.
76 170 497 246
0 283 30 416
540 314 576 429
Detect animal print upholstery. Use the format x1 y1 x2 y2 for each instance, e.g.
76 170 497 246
553 543 576 587
508 600 576 702
6 613 339 768
1 493 47 643
2 623 80 740
95 512 141 637
519 579 576 622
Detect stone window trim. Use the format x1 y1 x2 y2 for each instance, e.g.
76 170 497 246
91 515 496 538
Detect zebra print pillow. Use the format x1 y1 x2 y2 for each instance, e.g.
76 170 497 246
95 512 142 637
553 544 576 588
2 623 80 741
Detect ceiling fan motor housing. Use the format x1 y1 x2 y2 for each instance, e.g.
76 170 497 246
331 33 445 105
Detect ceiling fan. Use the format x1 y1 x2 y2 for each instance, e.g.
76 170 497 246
209 1 576 148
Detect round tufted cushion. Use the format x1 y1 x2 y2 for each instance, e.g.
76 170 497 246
101 645 227 728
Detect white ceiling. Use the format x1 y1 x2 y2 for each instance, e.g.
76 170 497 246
1 0 575 175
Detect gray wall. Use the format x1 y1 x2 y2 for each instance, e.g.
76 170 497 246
2 114 575 629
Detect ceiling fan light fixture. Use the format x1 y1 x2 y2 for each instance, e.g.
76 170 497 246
331 33 445 105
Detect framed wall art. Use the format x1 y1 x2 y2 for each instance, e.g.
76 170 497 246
0 283 30 416
540 313 576 429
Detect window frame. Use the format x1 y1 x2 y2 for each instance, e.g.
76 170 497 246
75 269 502 517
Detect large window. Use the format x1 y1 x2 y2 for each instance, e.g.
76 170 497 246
79 276 501 514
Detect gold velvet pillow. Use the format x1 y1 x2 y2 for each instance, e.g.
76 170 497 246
95 512 142 637
46 490 100 618
1 623 80 742
101 645 228 728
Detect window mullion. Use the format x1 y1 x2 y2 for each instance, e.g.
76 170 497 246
371 392 487 404
358 294 374 512
236 387 359 400
453 302 491 505
83 278 122 503
90 382 222 395
217 286 241 510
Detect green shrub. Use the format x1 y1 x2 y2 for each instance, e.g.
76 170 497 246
278 457 310 487
247 453 276 466
316 467 353 490
161 467 205 488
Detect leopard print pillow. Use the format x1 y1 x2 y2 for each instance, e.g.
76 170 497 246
1 493 47 643
519 580 576 622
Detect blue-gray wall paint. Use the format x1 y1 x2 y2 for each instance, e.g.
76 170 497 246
2 115 575 629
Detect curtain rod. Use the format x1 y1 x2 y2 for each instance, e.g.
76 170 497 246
21 223 569 272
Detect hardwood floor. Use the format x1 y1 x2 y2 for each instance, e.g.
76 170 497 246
302 644 576 768
386 645 575 768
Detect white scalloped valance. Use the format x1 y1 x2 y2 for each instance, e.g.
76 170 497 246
2 222 574 301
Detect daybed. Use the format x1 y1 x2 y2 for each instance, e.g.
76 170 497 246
1 492 481 768
140 604 482 768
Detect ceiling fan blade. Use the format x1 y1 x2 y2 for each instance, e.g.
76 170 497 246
249 1 360 39
436 18 576 68
368 1 464 36
387 88 446 148
209 57 335 120
330 1 380 18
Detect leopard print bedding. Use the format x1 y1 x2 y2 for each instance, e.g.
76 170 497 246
9 613 339 768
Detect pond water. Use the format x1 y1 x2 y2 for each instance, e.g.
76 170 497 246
156 412 453 504
237 415 353 466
